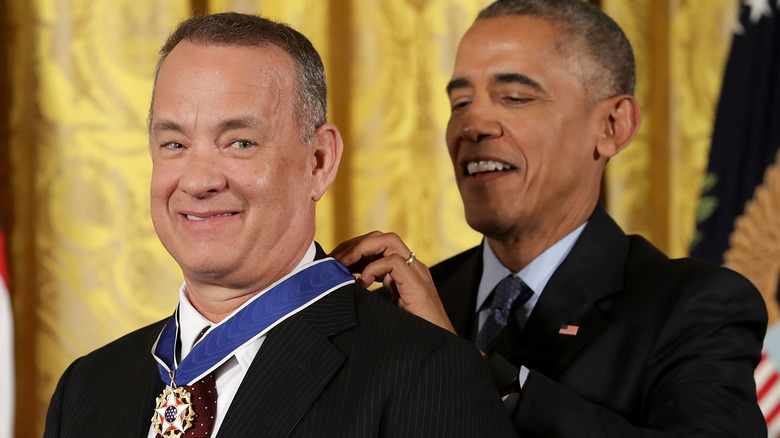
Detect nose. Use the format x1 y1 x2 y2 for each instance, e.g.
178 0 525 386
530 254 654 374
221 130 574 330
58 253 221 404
459 101 503 143
178 149 227 198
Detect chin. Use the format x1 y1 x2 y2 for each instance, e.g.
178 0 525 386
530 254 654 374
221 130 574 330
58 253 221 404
465 207 523 238
466 215 504 237
175 252 235 277
183 265 237 286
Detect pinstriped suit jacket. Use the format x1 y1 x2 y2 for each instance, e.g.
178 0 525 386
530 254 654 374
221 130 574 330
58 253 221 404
44 281 517 437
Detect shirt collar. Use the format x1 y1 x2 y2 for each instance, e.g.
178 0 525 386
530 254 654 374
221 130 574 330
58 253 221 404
177 241 317 362
476 222 587 312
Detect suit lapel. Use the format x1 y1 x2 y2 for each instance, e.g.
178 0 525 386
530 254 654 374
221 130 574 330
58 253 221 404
123 322 168 437
515 205 628 377
434 245 483 340
217 285 357 438
136 366 166 437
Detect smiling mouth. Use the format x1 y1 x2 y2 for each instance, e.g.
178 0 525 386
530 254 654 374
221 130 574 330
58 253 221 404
185 212 238 221
466 160 514 176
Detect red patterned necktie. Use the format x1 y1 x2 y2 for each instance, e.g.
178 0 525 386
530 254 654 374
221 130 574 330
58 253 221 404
182 372 217 437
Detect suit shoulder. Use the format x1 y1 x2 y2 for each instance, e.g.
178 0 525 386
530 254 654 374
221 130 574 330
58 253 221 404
351 285 474 349
625 235 766 317
69 319 167 374
430 246 481 284
627 235 753 287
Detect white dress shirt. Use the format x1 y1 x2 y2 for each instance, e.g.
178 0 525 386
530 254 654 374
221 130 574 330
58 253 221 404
476 223 586 389
147 241 316 438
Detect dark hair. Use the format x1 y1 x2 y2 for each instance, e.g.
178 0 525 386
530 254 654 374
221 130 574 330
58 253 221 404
478 0 635 99
150 12 326 143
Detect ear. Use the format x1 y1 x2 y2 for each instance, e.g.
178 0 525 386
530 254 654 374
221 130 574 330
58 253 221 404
309 123 343 202
595 95 641 159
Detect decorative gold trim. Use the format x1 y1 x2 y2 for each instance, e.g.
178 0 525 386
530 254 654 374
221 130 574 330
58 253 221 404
724 150 780 327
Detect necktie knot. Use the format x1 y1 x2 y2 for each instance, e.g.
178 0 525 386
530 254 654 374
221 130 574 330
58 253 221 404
492 274 525 311
476 274 533 354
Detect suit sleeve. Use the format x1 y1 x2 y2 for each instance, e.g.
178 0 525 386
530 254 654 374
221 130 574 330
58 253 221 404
43 360 80 438
512 267 768 438
383 336 518 438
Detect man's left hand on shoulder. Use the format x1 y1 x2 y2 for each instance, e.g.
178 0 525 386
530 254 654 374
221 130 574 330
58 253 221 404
330 231 456 334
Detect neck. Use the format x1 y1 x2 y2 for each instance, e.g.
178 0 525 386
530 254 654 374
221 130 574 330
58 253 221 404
184 286 258 323
487 201 595 272
183 240 314 323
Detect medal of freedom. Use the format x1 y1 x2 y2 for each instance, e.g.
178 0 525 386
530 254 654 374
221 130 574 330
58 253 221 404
149 259 355 437
152 385 196 437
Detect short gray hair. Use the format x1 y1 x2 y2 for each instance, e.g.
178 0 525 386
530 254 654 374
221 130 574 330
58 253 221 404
150 12 327 144
478 0 636 100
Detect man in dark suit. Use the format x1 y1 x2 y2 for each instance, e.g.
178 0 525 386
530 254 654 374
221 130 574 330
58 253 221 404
43 13 516 438
332 0 768 436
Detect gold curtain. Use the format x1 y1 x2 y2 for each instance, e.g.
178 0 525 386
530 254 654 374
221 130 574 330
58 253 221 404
1 0 737 436
603 0 738 257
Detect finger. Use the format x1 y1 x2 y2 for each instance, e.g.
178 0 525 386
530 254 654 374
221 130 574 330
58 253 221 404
331 231 412 268
355 271 378 289
329 231 388 267
329 230 383 258
363 255 455 333
352 255 407 291
360 254 425 291
355 258 409 290
382 275 397 296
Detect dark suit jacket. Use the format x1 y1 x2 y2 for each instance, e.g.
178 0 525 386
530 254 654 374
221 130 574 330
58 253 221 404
44 264 516 437
431 205 767 437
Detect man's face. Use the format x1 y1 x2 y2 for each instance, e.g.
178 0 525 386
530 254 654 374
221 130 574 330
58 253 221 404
150 41 317 290
446 16 608 241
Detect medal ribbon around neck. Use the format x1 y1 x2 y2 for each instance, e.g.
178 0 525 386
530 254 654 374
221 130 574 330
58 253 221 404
151 258 355 387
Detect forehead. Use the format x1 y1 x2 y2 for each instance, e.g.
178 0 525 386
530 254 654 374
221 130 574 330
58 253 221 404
153 42 297 121
451 16 575 89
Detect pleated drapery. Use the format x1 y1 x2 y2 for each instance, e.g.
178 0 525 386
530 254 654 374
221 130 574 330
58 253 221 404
0 1 737 435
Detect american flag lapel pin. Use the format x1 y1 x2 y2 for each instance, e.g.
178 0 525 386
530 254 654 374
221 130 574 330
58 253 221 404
558 324 579 336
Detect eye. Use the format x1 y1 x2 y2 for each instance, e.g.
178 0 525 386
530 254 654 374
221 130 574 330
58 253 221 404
503 96 534 105
162 142 185 150
450 99 471 112
230 140 255 149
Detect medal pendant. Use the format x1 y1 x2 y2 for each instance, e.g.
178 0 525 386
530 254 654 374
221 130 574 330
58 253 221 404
151 386 196 438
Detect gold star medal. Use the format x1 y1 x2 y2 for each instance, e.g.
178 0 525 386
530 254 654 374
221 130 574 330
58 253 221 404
151 383 196 438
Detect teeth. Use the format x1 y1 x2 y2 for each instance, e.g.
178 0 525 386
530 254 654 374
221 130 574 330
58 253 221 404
186 212 235 221
466 160 511 175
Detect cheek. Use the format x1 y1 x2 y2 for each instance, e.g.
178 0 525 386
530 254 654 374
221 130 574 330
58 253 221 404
250 169 270 189
150 166 179 200
242 166 295 206
444 127 459 161
149 170 169 230
238 149 311 204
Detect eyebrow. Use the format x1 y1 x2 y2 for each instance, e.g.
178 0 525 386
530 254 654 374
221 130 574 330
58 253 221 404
495 73 544 92
446 78 471 96
151 117 261 134
217 116 261 132
446 73 545 97
151 119 184 134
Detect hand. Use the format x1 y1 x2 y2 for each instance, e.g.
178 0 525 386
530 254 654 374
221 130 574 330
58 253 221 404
330 231 457 334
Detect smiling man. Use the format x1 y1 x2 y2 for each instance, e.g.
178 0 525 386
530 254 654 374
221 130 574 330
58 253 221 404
332 0 768 436
43 13 515 438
